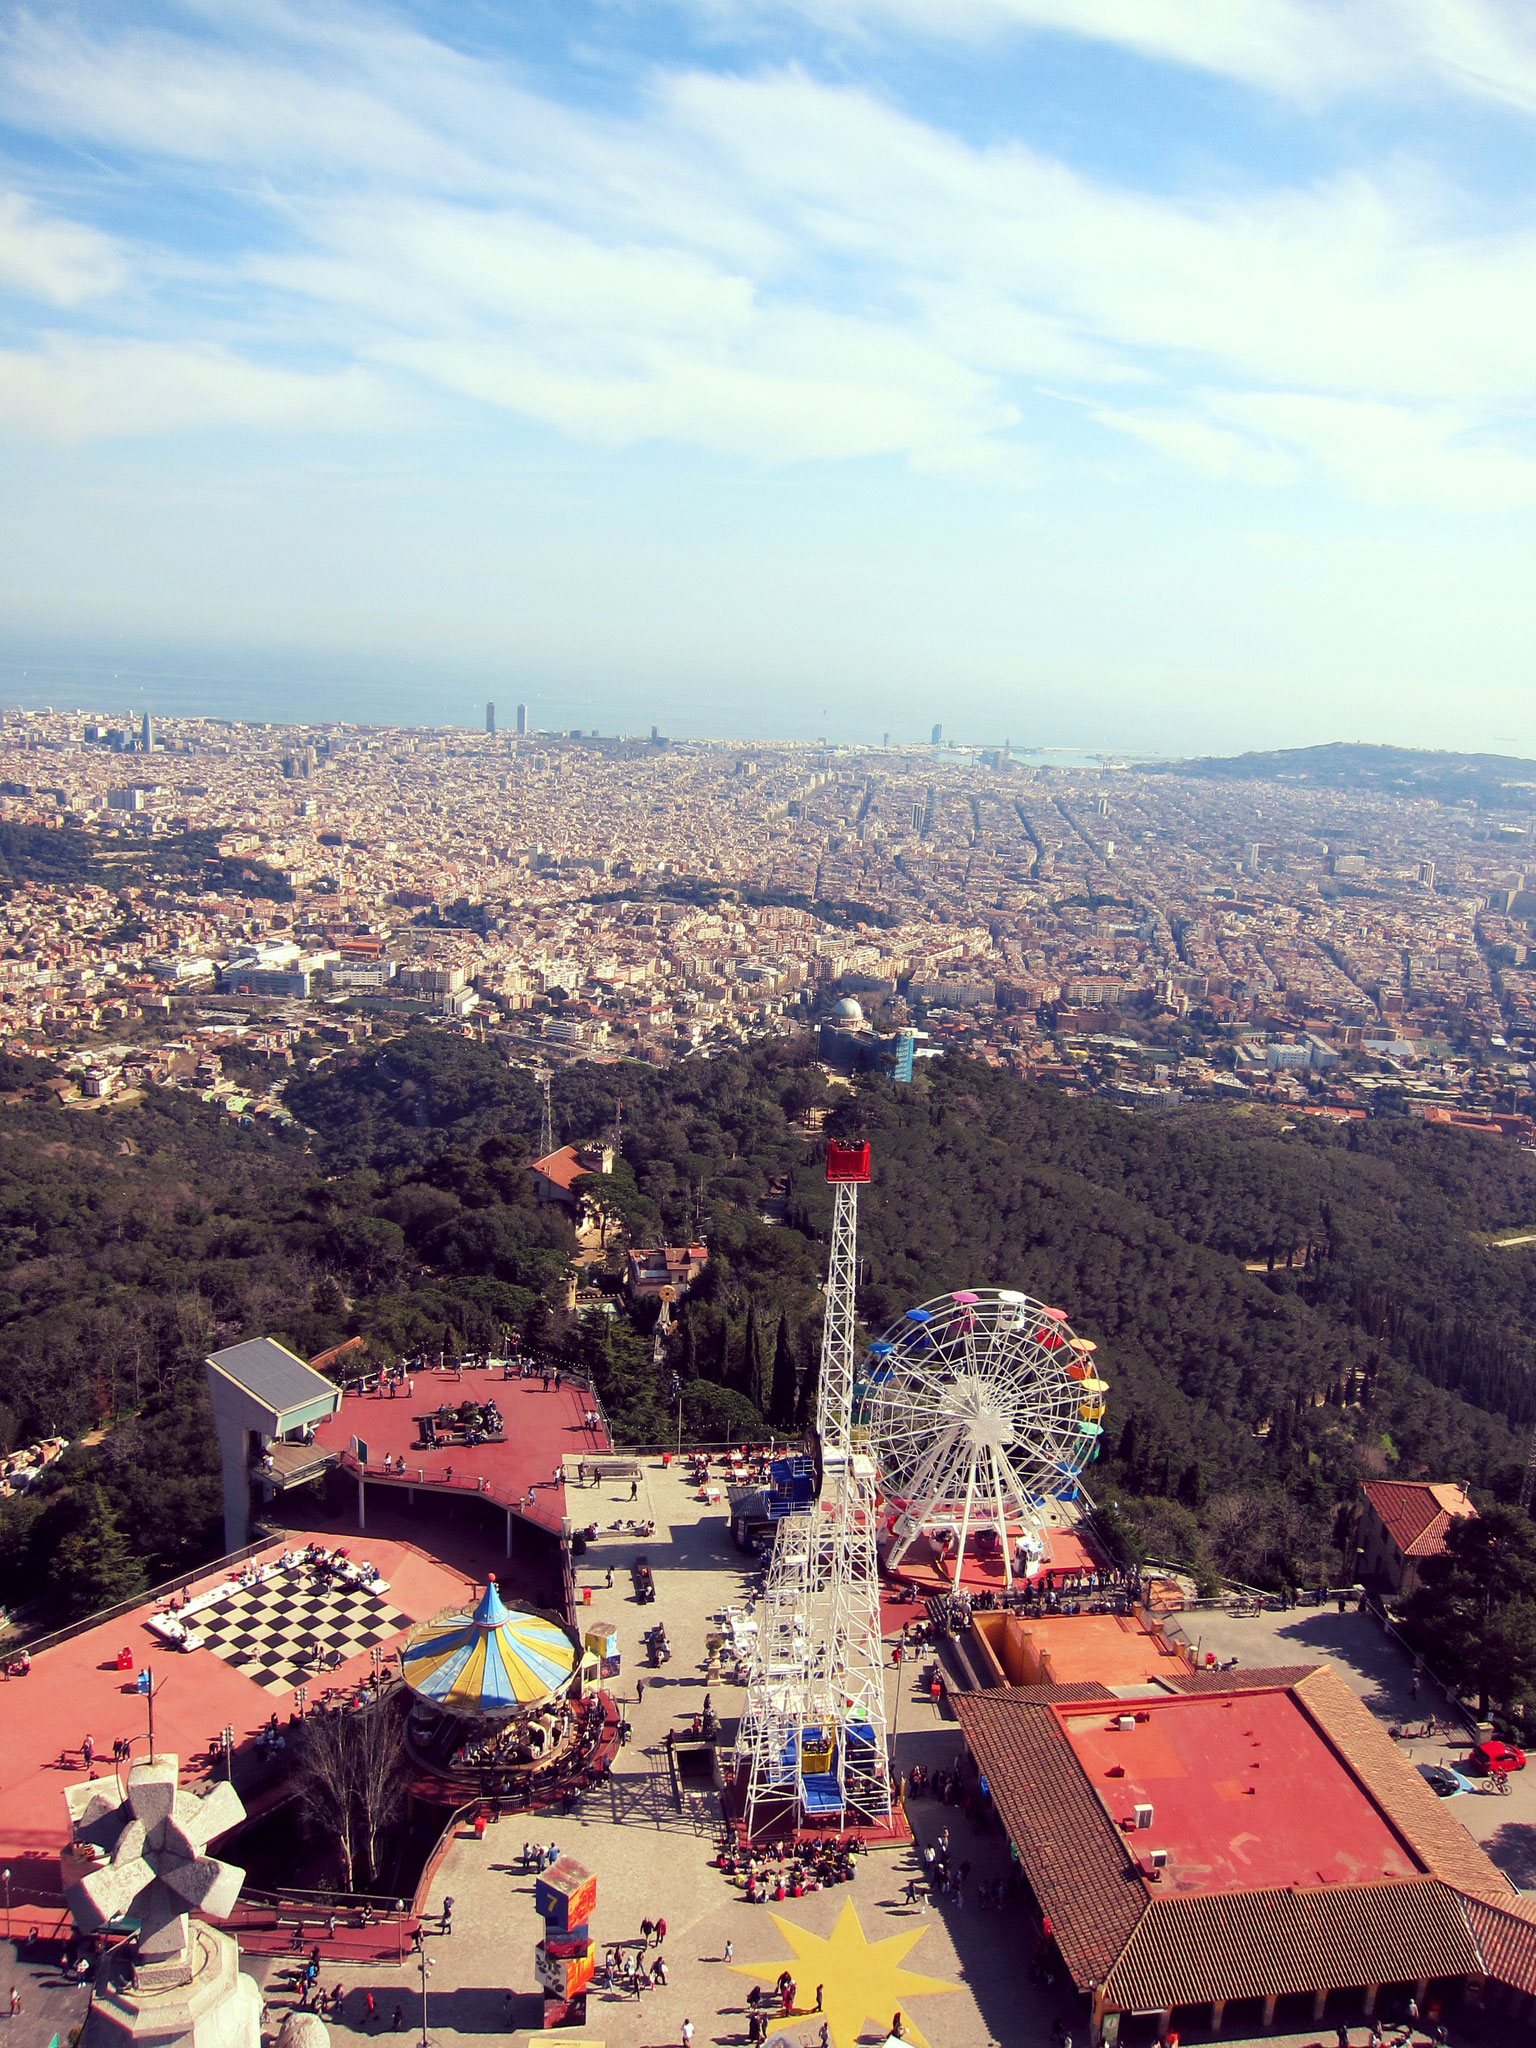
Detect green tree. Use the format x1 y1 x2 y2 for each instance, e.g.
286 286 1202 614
743 1303 767 1414
1404 1505 1536 1716
49 1484 147 1613
769 1315 799 1430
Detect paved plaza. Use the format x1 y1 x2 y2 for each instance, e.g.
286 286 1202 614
247 1462 1052 2048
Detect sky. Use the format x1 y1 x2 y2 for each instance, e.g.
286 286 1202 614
4 1 1536 751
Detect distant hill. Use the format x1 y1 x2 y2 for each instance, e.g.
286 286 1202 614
1150 742 1536 808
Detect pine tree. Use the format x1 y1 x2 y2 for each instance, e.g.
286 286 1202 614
769 1315 798 1430
50 1483 147 1613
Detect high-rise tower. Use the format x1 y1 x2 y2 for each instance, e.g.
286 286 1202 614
516 703 528 736
486 701 496 735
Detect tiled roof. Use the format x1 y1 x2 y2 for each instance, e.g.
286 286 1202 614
528 1146 589 1192
953 1689 1150 1990
1292 1668 1510 1896
1103 1877 1481 2012
1360 1480 1475 1559
1170 1666 1321 1694
1461 1890 1536 1996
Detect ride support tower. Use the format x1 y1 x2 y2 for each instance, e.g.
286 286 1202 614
738 1138 892 1839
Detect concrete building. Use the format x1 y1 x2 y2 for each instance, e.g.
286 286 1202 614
625 1244 709 1304
204 1336 341 1550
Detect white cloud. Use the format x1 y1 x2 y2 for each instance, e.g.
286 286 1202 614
0 191 124 305
2 4 1536 501
0 336 398 442
694 0 1536 115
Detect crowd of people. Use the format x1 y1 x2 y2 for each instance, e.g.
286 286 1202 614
717 1831 864 1902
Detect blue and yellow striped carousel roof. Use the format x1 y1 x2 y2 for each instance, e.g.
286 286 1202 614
401 1579 577 1714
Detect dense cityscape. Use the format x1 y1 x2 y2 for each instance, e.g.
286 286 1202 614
4 706 1536 1140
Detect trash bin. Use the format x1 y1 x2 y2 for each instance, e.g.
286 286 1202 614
662 1453 671 1467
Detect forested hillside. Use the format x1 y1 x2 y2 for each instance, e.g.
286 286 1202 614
6 1028 1536 1618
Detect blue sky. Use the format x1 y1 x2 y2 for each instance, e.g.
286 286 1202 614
4 1 1536 750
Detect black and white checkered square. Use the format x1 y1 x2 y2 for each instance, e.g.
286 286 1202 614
193 1575 412 1693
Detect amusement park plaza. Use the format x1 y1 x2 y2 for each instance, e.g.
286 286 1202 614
8 1377 1536 2048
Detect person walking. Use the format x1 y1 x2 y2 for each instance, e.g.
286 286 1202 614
724 1939 734 1964
9 1987 19 2019
653 1957 667 1987
440 1897 454 1936
682 2023 694 2048
364 1990 376 2031
641 1918 654 1947
637 1678 646 1706
816 1984 824 2012
655 1916 667 1948
391 2005 404 2031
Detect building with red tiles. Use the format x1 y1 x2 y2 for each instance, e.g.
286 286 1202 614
1356 1480 1476 1596
526 1143 612 1212
956 1666 1520 2045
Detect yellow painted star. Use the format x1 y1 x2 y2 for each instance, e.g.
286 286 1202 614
733 1898 959 2048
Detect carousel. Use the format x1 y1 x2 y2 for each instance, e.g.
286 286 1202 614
399 1579 618 1803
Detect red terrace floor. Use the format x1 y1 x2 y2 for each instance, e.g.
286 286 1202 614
0 1532 474 1900
1061 1686 1419 1893
883 1520 1104 1596
311 1366 611 1533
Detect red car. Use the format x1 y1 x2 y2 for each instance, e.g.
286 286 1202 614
1469 1739 1526 1776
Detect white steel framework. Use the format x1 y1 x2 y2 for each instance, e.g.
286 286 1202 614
739 1147 891 1837
865 1289 1106 1588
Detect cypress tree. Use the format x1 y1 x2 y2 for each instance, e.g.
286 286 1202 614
769 1315 799 1430
743 1303 766 1412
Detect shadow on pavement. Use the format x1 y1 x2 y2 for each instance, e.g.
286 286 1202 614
1481 1820 1536 1885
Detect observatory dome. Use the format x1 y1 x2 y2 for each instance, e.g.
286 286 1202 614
831 996 864 1024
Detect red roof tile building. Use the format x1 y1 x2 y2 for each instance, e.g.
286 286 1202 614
1357 1480 1476 1596
527 1143 613 1211
956 1666 1517 2045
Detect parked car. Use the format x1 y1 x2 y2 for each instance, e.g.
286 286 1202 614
1417 1762 1475 1798
1467 1739 1526 1776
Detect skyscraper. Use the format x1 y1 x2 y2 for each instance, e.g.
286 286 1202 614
485 701 496 735
141 711 155 751
516 703 528 736
931 723 942 745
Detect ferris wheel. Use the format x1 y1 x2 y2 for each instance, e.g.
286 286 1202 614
860 1288 1107 1588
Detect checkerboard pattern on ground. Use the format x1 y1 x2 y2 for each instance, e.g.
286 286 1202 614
193 1577 413 1693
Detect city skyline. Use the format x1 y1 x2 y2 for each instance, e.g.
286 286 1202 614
5 3 1536 752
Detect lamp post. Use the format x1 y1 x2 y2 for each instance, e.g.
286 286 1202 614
3 1866 10 1943
418 1946 433 2047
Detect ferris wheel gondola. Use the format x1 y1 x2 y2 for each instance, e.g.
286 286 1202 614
861 1288 1106 1588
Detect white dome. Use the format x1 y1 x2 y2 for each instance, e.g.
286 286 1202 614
831 996 864 1022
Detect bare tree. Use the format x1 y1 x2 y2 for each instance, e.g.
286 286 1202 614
296 1715 358 1892
352 1700 409 1887
296 1701 408 1893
